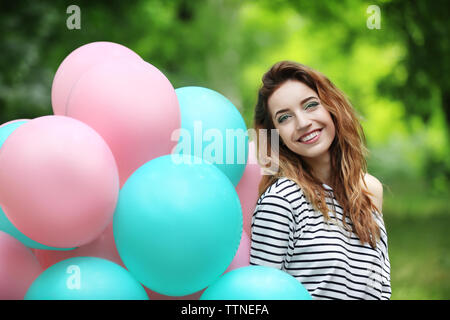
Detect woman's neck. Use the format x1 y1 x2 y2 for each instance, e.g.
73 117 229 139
303 151 332 186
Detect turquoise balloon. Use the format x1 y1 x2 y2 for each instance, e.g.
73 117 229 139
0 120 28 147
113 154 242 297
25 257 149 300
200 266 313 300
0 120 74 251
175 86 248 186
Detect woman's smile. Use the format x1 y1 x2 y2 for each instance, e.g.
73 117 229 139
297 128 322 144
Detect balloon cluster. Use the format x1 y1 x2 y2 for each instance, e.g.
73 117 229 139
0 42 311 300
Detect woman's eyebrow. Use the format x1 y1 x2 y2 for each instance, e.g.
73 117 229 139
274 96 317 117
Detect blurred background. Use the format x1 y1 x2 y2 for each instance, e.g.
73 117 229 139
0 0 448 299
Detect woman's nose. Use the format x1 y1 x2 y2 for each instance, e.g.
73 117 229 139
295 113 312 130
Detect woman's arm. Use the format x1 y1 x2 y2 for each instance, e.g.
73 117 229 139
250 192 296 270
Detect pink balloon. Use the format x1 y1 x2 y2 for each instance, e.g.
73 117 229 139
225 230 251 272
66 57 180 187
51 41 142 116
236 140 263 236
0 115 120 248
145 287 203 300
0 231 42 299
33 221 124 270
145 231 251 300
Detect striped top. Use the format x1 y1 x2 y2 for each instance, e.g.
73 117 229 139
250 177 391 300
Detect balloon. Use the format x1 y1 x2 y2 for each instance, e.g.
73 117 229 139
236 140 263 236
25 257 148 300
113 154 242 297
0 115 119 248
0 231 43 299
200 265 312 300
174 86 248 186
0 119 29 127
33 221 123 270
0 119 28 147
225 230 251 273
0 119 75 251
146 230 251 300
66 57 180 187
0 207 74 251
51 41 142 115
145 287 204 301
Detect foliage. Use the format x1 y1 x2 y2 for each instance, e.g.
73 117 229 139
0 0 448 299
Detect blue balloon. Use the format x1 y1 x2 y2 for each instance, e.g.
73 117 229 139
0 120 28 147
25 257 149 300
113 154 242 297
0 120 74 251
175 86 248 186
200 265 313 300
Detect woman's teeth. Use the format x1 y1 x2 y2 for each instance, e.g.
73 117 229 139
300 130 320 142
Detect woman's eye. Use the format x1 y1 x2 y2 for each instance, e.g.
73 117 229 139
305 101 319 109
278 114 290 123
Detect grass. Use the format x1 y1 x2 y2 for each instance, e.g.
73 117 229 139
385 213 450 299
381 178 450 300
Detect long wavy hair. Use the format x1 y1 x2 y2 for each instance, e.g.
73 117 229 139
253 60 381 248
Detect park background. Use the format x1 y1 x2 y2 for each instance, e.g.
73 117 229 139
0 0 448 299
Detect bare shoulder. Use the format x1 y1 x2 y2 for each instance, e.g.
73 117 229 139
362 173 384 213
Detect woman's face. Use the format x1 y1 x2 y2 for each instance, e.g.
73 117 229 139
268 79 336 162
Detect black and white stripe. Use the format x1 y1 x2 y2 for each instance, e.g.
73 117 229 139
250 177 391 300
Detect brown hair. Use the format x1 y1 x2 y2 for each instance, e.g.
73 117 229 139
253 60 381 248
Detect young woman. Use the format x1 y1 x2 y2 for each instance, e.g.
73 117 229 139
250 61 391 300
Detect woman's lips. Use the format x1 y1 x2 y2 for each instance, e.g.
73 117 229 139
298 129 322 144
